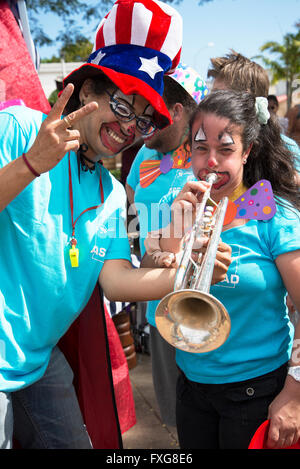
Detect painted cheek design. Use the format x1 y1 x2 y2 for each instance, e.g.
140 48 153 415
127 125 136 136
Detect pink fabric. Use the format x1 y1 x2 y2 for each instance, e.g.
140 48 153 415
0 98 24 110
104 304 136 434
0 0 50 114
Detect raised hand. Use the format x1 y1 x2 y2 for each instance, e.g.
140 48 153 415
25 84 98 174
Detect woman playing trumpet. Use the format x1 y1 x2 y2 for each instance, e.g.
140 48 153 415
146 90 300 449
0 0 189 449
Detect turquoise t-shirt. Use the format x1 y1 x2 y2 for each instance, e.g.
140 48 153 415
0 106 131 391
282 134 300 173
164 195 300 383
126 144 195 326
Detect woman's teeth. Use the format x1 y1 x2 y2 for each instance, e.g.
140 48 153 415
107 128 126 144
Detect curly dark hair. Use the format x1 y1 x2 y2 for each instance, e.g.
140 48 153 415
190 90 300 210
63 74 114 115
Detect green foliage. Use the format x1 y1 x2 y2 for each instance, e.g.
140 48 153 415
40 37 93 63
27 0 101 47
110 168 121 180
48 89 59 107
60 37 93 62
26 0 212 49
255 29 300 109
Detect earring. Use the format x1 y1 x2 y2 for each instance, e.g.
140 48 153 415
243 158 247 165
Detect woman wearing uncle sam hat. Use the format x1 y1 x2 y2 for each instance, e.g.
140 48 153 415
0 0 227 450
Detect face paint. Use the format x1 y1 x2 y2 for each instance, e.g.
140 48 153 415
194 126 207 142
218 132 235 145
191 113 247 202
197 168 230 190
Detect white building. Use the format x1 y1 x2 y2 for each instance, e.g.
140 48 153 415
38 62 300 115
38 61 83 99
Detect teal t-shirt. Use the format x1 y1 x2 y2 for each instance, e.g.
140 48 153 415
0 106 131 391
282 134 300 173
168 197 300 383
126 144 195 326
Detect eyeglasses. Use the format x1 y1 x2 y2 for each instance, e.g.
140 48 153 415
105 90 157 136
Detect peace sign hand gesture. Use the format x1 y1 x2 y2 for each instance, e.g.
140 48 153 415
25 84 98 175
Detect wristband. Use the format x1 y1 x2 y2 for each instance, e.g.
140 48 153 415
22 153 40 178
288 366 300 383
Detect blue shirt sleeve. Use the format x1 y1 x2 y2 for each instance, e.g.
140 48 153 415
96 182 132 262
262 200 300 259
281 133 300 173
126 145 150 190
104 208 131 261
0 106 44 167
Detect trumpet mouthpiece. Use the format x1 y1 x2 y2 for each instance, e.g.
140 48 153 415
206 173 218 184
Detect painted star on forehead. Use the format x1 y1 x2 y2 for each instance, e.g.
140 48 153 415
139 56 163 79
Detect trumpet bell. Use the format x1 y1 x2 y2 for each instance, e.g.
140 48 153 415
155 289 231 353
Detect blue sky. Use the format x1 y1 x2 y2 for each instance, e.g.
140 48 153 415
37 0 300 80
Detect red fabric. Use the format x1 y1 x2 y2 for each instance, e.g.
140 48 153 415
0 0 50 114
249 420 300 450
59 286 122 449
104 304 136 434
115 2 133 45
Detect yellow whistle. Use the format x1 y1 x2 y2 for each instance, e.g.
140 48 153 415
69 244 79 268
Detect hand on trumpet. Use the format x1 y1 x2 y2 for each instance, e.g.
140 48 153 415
170 180 210 236
191 237 232 285
145 178 232 285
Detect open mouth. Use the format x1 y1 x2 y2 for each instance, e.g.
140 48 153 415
198 169 230 190
106 127 126 144
101 122 134 154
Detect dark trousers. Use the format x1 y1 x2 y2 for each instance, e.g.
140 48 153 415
176 363 288 449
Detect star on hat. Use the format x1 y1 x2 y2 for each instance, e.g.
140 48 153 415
90 51 106 64
139 56 164 79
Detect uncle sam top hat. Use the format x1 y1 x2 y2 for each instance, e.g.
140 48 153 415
63 0 183 128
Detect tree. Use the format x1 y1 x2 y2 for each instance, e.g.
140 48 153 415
41 37 93 63
26 0 214 49
256 30 300 110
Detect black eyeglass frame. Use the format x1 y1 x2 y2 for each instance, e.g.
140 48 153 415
105 90 157 136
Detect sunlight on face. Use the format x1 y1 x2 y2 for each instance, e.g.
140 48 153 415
78 86 155 159
191 112 249 200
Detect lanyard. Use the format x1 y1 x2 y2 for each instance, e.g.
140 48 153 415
68 152 104 267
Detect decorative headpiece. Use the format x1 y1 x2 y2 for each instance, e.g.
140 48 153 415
255 97 270 125
224 180 277 225
63 0 183 128
138 63 209 188
168 62 209 104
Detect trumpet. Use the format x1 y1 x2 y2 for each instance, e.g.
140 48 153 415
155 173 231 353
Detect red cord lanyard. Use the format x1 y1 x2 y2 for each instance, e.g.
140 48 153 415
68 152 104 267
